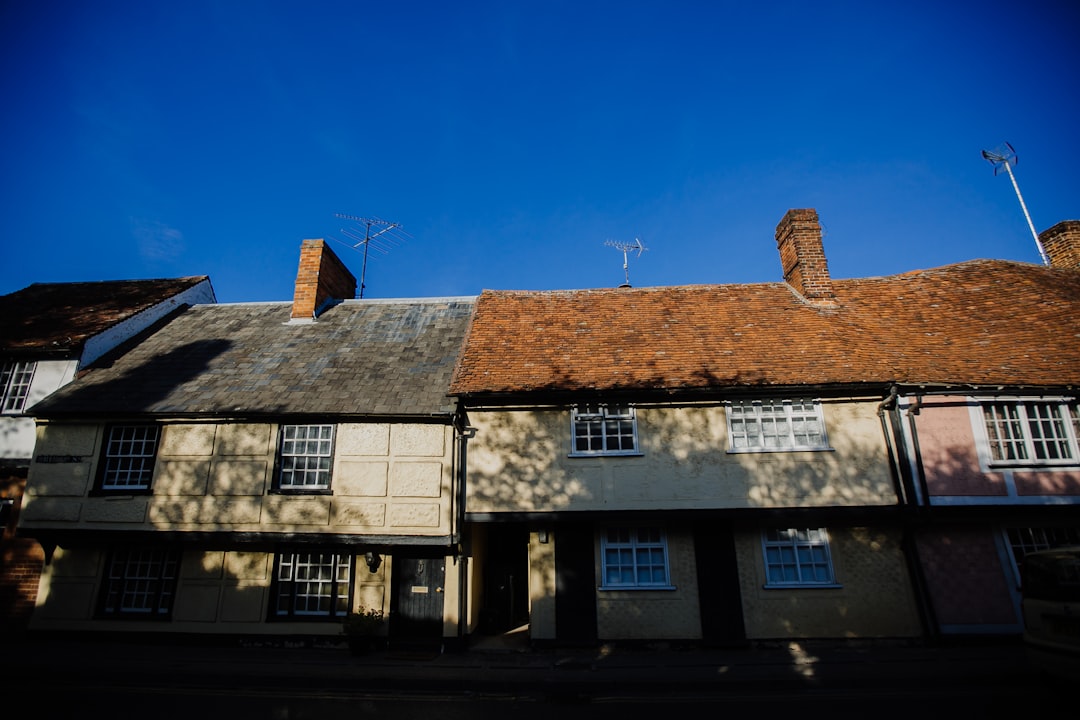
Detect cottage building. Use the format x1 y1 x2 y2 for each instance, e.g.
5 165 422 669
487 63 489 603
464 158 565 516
19 241 474 648
450 210 1080 647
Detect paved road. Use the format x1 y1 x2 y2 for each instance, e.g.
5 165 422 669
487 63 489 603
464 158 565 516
7 634 1068 718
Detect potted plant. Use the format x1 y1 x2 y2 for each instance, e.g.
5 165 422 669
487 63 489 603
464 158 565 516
341 605 385 655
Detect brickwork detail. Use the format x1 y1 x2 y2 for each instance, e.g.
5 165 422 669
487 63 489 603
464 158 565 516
774 208 835 303
1040 220 1080 270
291 239 358 319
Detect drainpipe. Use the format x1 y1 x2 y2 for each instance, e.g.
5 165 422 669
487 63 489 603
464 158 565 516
876 386 907 505
453 419 476 649
878 386 940 642
904 395 932 507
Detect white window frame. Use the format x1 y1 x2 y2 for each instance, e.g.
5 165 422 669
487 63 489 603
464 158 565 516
100 424 160 491
600 527 673 589
100 546 180 617
273 551 353 619
277 424 335 490
727 399 830 452
1 360 36 414
761 528 840 587
570 404 641 457
979 399 1079 468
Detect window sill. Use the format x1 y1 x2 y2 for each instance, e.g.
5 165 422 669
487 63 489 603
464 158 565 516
568 451 644 459
763 583 843 590
599 585 677 592
986 462 1080 470
272 488 334 496
727 447 833 454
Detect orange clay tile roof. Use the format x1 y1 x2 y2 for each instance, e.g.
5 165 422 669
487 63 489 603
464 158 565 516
449 260 1080 395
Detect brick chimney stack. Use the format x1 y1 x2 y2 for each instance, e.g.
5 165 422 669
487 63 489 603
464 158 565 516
775 209 835 303
1039 220 1080 270
291 239 357 321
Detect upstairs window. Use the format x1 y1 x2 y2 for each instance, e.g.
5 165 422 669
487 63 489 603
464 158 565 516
1 361 35 413
571 404 639 456
99 425 160 491
762 528 838 587
277 424 335 491
600 527 671 589
99 546 180 618
728 399 829 451
982 401 1079 466
272 551 352 619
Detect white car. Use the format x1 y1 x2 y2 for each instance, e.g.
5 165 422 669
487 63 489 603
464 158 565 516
1021 546 1080 681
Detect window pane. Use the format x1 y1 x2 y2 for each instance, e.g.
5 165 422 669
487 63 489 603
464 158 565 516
572 405 637 454
279 424 334 488
729 400 827 451
102 425 159 490
601 527 668 587
102 547 179 616
763 528 834 585
1 361 35 413
275 552 351 618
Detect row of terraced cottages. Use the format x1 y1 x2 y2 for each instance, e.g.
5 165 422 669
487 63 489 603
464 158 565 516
15 210 1080 650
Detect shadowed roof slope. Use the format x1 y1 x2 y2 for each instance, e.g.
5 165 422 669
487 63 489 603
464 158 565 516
0 277 212 356
449 260 1080 396
33 297 475 417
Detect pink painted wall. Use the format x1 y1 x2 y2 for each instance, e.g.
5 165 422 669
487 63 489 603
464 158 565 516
916 529 1017 626
913 396 1006 497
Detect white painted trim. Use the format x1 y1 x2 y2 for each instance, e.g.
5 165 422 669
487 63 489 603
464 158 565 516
79 279 217 368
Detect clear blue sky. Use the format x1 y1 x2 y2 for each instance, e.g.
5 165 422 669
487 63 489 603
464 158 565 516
2 1 1077 304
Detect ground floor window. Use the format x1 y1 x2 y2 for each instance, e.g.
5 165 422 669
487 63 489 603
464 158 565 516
600 527 671 588
100 546 180 617
762 528 837 586
273 551 353 619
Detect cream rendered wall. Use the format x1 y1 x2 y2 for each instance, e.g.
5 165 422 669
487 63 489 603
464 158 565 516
528 531 557 640
735 526 922 639
595 528 701 640
466 400 895 513
29 545 397 637
21 421 456 537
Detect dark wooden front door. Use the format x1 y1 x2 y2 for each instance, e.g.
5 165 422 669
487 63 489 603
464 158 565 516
391 555 446 641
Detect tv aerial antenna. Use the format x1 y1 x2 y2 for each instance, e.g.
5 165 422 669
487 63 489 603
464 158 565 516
981 142 1049 266
604 237 648 287
332 214 411 298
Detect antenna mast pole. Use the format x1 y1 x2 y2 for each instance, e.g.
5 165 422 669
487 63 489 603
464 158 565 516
333 214 409 298
981 143 1049 266
604 238 648 287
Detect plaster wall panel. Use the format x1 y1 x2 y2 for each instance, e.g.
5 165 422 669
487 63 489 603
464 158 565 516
337 423 390 456
335 461 388 496
155 460 211 495
208 460 268 495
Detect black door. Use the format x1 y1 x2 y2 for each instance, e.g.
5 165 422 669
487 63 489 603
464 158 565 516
390 555 446 642
693 522 747 646
480 525 530 634
555 523 598 645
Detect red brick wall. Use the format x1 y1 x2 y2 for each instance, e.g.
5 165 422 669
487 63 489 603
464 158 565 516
1040 220 1080 270
291 239 358 319
0 470 43 634
774 208 835 302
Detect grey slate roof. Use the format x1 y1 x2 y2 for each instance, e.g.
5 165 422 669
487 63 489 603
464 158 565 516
31 298 476 418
